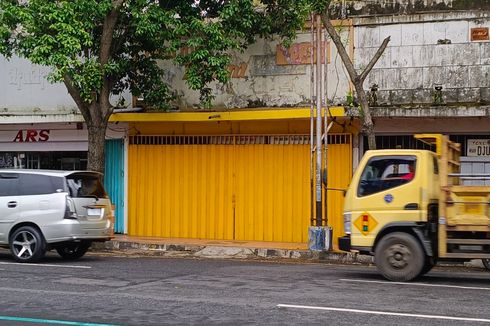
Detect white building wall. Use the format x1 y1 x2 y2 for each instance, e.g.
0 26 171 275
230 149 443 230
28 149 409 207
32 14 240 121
355 12 490 105
159 32 352 109
0 56 132 119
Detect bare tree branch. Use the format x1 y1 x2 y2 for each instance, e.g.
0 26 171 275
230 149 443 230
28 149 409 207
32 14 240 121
359 36 390 84
320 11 389 150
320 13 359 84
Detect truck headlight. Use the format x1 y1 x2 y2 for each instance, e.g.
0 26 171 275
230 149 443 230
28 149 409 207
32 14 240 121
343 212 352 234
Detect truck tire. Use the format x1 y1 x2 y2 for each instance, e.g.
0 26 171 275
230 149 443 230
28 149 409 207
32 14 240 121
374 232 425 282
419 257 436 276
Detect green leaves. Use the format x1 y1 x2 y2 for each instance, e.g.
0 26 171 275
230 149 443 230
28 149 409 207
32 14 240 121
0 0 328 109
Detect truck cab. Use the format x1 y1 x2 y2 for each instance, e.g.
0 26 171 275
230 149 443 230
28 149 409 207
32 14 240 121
339 134 490 281
341 149 439 252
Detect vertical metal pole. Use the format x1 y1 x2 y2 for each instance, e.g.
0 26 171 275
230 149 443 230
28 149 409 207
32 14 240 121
315 14 323 227
310 14 315 225
323 22 329 226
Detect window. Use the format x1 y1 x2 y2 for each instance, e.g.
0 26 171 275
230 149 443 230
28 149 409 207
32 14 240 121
433 156 439 175
18 174 63 196
0 173 19 196
358 156 417 197
66 174 107 198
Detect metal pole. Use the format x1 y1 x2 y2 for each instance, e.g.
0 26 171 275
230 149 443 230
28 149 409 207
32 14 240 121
323 22 328 226
310 13 315 225
315 14 323 227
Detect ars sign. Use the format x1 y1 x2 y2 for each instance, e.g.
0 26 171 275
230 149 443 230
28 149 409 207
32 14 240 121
12 129 50 142
467 139 490 157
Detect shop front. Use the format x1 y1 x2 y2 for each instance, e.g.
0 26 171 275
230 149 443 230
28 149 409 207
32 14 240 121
113 108 355 248
0 122 127 234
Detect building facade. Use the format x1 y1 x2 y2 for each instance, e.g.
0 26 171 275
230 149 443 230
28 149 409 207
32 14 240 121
0 55 128 233
4 1 488 249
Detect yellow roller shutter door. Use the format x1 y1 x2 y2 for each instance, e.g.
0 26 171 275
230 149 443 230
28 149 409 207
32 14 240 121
128 135 351 244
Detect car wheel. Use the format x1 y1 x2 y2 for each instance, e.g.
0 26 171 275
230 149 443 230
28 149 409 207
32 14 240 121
483 259 490 270
9 226 46 263
56 241 91 260
374 232 425 282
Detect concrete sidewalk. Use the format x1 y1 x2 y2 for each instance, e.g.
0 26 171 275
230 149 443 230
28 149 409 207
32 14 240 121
91 234 374 264
91 234 487 268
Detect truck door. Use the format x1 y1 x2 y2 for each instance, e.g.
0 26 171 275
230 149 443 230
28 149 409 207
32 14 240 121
353 155 421 245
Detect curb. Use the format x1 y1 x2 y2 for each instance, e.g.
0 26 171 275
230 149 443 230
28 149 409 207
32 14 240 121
91 240 487 269
91 240 373 265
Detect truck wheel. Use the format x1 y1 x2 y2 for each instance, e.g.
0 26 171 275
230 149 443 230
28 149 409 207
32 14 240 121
419 257 436 276
483 259 490 270
374 232 424 282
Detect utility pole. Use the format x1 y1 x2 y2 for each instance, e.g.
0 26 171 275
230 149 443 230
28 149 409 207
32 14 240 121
315 14 323 227
309 14 330 251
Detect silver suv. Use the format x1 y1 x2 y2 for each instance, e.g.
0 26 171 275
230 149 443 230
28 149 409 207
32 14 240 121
0 170 114 262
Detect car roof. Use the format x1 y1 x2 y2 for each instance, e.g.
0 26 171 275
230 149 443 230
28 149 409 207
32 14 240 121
0 169 102 177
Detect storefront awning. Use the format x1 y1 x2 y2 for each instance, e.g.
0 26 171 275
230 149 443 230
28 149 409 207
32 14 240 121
110 107 346 122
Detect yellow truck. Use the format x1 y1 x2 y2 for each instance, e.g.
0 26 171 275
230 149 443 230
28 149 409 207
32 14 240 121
339 134 490 281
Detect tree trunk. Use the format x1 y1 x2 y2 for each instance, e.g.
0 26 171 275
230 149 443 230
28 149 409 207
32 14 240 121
86 119 108 175
355 85 377 150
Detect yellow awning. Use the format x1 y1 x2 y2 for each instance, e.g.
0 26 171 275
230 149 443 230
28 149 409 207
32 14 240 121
110 107 345 122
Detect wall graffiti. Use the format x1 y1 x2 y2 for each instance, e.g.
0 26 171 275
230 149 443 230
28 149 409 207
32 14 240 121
276 42 330 65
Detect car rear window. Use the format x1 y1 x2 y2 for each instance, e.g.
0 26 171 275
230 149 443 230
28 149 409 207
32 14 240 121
66 174 107 198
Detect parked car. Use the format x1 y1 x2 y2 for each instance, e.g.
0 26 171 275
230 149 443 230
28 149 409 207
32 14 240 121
0 169 114 262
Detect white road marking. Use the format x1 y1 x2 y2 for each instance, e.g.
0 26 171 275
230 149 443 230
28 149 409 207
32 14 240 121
340 278 490 291
0 262 91 269
277 304 490 323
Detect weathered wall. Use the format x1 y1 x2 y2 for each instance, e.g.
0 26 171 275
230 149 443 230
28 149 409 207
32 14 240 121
0 56 77 113
355 11 490 106
3 7 488 114
0 56 132 117
331 0 490 17
158 30 353 110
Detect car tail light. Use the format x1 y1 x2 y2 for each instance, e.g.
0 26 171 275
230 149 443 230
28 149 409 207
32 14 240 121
64 196 78 219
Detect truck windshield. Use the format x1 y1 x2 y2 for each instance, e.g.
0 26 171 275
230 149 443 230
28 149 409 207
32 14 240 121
358 155 417 197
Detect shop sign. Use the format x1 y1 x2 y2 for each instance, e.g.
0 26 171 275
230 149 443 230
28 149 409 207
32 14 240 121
471 27 489 41
0 128 86 143
467 139 490 156
12 129 50 142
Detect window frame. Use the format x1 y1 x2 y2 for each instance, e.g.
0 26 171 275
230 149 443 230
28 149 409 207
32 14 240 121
357 155 417 197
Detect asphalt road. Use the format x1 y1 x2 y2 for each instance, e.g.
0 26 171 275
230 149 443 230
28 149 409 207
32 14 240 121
0 250 489 326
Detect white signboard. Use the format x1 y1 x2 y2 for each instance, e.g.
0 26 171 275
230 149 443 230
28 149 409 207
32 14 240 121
467 139 490 157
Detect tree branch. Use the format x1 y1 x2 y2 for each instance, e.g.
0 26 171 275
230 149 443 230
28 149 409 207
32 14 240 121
99 0 124 113
359 36 390 84
63 74 92 123
320 13 359 86
100 0 124 66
